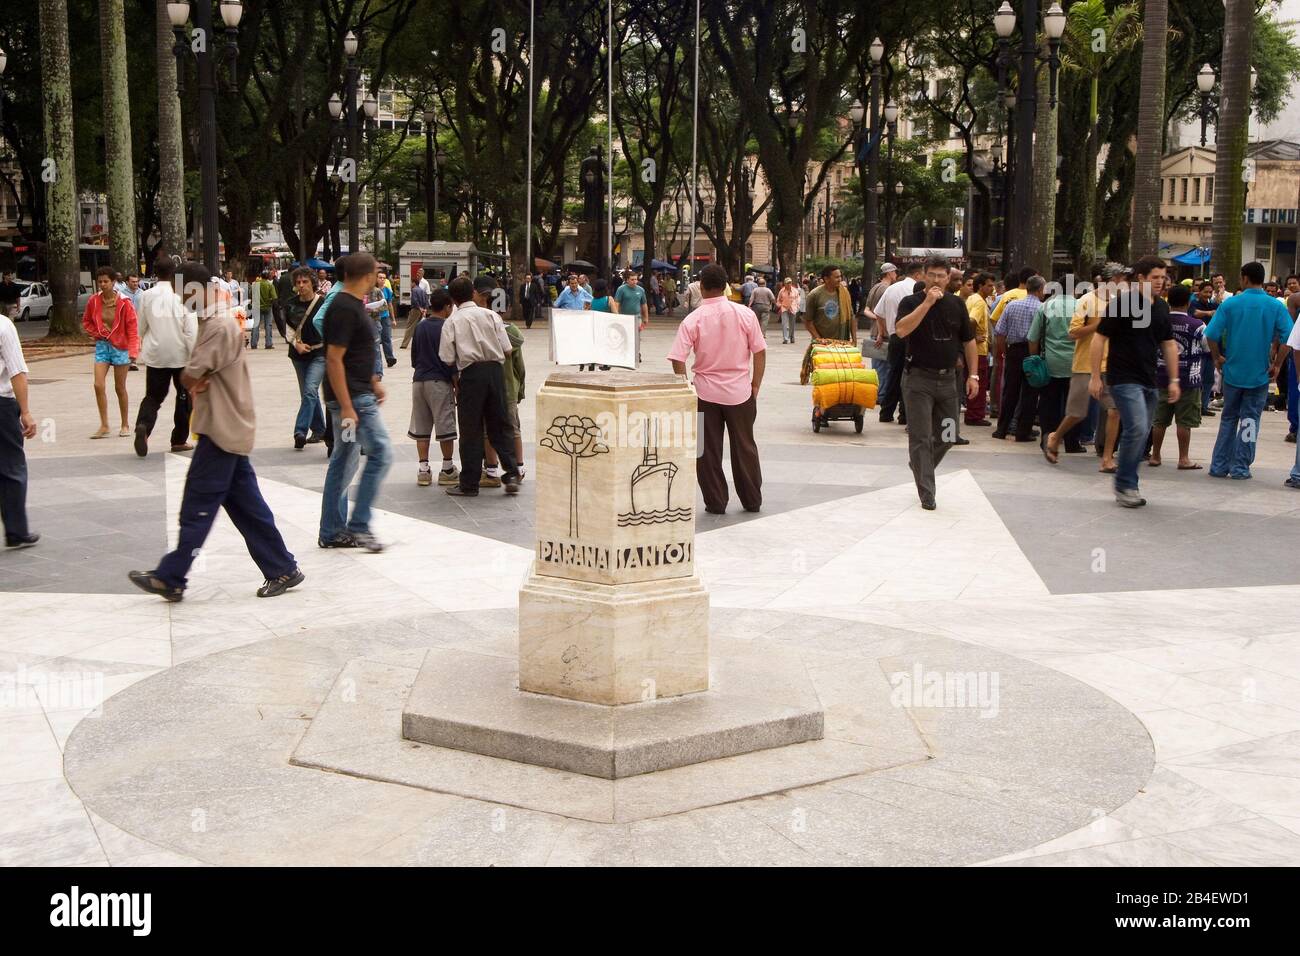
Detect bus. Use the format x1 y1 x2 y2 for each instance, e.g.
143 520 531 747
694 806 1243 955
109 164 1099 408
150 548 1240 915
4 241 113 287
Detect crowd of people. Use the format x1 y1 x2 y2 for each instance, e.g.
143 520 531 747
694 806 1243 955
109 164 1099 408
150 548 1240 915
857 256 1300 507
3 245 1300 599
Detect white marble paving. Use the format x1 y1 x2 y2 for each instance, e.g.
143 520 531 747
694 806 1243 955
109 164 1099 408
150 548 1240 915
2 439 1299 866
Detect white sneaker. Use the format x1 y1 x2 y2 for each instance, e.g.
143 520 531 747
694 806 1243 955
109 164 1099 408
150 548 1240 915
417 464 432 487
1115 488 1146 508
437 467 460 486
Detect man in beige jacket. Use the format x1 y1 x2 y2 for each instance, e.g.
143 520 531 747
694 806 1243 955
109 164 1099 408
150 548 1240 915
128 262 303 602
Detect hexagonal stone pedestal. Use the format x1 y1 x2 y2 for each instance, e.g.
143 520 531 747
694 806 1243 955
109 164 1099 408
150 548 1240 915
400 646 824 779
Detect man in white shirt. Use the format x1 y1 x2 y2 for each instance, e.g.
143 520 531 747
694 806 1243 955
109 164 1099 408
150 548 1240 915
873 263 924 423
0 312 38 547
133 258 199 457
439 274 520 496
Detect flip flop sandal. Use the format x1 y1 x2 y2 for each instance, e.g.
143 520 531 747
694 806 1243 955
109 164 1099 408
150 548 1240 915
89 430 110 439
118 428 132 437
1099 465 1117 474
1042 445 1058 464
1148 460 1161 467
1178 463 1204 470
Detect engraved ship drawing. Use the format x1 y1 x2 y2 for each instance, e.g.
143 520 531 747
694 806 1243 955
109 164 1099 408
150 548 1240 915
619 423 692 526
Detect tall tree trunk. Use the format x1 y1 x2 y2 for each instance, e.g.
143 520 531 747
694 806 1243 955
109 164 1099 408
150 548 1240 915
1131 0 1167 257
1030 41 1058 276
40 0 81 337
100 0 138 275
1078 77 1101 273
1212 0 1253 286
155 0 186 265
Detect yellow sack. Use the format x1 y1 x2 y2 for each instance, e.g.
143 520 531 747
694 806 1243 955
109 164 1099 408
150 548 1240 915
811 367 878 387
813 382 878 410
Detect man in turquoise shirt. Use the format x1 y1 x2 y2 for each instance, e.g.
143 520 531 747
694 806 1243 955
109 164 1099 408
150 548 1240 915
1204 261 1293 479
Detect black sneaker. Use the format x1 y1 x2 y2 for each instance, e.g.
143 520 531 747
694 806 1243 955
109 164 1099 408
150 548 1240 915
257 568 305 598
446 485 479 497
294 432 307 450
349 531 385 553
1286 477 1300 489
306 432 325 444
920 498 937 511
133 426 148 458
386 357 398 368
502 475 520 495
5 533 39 549
318 533 357 549
127 569 184 602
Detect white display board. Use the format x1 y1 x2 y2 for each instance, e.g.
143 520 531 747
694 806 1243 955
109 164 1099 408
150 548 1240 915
549 307 639 369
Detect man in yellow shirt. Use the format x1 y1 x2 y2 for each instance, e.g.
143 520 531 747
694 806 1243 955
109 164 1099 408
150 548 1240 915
1045 263 1127 467
964 273 994 424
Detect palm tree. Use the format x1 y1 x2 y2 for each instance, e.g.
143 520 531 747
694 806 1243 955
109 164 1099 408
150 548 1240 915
100 0 138 276
1131 0 1168 257
1212 0 1254 286
1063 0 1140 272
155 0 187 261
38 0 81 337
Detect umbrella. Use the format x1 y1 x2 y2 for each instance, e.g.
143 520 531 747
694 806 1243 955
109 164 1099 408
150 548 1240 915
563 260 598 275
534 256 557 271
750 264 776 275
650 259 679 272
292 258 335 272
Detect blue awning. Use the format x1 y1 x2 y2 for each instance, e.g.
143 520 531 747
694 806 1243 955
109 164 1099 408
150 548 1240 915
1171 247 1211 266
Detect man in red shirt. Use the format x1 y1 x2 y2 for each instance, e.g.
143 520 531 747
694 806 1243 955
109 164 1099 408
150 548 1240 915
668 263 767 514
82 265 139 438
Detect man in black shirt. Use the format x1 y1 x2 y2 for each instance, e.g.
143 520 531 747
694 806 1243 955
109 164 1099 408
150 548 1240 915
319 252 393 551
896 255 979 510
1089 255 1180 508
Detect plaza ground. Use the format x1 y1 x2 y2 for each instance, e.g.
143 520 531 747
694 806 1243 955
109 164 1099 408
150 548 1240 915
3 319 1300 865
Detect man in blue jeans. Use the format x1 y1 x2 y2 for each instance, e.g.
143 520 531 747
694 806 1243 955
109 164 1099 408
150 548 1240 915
1090 256 1180 508
1204 261 1293 480
319 252 393 552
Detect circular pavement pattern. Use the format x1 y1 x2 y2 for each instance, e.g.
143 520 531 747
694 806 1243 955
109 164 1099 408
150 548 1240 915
63 608 1155 866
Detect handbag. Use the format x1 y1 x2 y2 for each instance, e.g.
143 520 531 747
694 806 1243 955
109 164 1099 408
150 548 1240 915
1021 311 1051 388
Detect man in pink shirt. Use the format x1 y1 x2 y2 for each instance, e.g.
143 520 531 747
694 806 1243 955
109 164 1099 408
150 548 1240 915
669 263 767 514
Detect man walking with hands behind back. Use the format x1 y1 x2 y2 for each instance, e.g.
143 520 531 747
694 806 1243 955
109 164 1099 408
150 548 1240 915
895 255 979 510
128 263 303 601
669 264 766 515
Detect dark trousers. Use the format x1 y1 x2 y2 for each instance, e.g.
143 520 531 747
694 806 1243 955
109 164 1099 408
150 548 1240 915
965 355 990 422
1027 376 1071 445
456 362 518 491
879 334 908 422
134 366 191 447
0 396 29 540
698 395 762 512
156 435 295 589
901 367 959 503
994 342 1030 437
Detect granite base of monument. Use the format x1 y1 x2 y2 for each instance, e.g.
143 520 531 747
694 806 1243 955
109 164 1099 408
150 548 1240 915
400 644 824 779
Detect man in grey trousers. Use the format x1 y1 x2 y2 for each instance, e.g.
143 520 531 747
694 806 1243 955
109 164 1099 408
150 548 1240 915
894 255 980 510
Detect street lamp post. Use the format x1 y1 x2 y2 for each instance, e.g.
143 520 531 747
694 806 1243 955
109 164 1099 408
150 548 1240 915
863 37 884 282
343 29 360 253
993 0 1064 269
881 100 899 261
423 109 436 240
169 1 243 273
1196 63 1218 146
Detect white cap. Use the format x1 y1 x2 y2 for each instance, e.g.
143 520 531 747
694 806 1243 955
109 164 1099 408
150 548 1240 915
880 262 898 274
